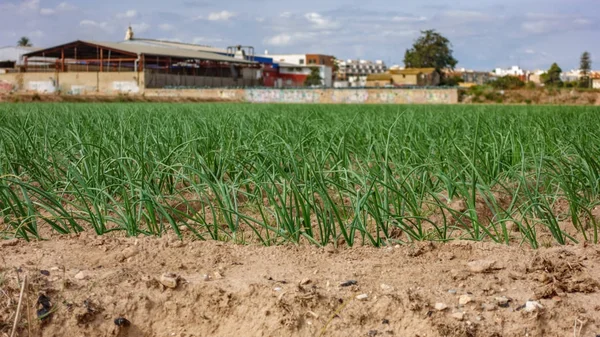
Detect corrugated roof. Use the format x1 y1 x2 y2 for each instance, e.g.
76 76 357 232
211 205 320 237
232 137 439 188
390 68 436 75
82 41 254 64
121 39 227 54
24 40 255 64
366 73 393 81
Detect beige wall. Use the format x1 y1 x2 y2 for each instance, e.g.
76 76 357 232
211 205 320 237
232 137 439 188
0 71 144 94
392 74 419 86
145 88 458 104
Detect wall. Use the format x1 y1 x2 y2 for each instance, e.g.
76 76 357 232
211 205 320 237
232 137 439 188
144 88 458 104
0 71 143 94
144 71 257 88
266 54 307 65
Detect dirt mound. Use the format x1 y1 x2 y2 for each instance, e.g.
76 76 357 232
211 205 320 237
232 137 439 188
1 237 599 337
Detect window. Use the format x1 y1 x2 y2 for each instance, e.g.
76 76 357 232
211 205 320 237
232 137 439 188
299 59 304 65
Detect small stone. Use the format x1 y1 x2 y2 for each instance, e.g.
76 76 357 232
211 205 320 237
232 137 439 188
40 270 50 276
160 273 179 289
459 295 474 305
552 296 562 302
524 301 544 313
356 294 369 301
50 267 60 271
214 272 224 279
435 303 448 311
475 316 483 321
74 271 87 280
0 239 18 247
340 280 357 287
438 252 455 261
448 289 457 295
122 247 139 259
495 296 510 307
467 260 496 273
380 284 394 291
482 303 496 311
274 287 282 292
451 312 465 321
458 283 466 288
300 278 311 285
368 330 378 337
203 274 211 282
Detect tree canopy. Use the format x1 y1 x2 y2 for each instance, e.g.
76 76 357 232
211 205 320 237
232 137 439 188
541 63 563 87
404 30 458 72
304 67 323 87
17 37 32 47
580 52 591 76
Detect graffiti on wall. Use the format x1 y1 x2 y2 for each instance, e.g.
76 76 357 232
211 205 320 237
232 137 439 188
330 90 369 104
245 89 320 103
112 81 140 94
69 85 97 95
27 81 56 94
0 80 14 93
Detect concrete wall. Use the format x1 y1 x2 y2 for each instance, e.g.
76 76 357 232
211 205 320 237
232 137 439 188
144 72 258 88
0 72 143 94
144 88 458 104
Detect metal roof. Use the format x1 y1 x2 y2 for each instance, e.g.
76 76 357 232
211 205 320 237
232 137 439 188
24 40 255 64
121 39 227 54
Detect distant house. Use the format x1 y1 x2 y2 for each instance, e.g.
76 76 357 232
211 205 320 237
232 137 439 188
593 78 600 89
366 73 393 87
460 71 493 86
390 68 440 86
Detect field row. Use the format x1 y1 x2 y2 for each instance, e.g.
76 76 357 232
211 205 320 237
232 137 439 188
1 104 599 248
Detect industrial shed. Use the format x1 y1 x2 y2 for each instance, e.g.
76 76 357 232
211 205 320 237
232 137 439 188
21 40 260 88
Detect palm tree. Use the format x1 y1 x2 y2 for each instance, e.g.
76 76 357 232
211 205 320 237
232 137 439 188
17 37 32 47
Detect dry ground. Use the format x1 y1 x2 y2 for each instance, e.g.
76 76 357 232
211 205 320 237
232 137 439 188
1 235 599 337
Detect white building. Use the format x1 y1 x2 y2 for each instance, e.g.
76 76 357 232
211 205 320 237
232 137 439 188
266 54 307 65
0 46 41 66
493 66 525 76
337 59 387 87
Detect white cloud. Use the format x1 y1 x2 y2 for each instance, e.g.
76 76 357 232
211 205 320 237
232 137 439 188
159 23 174 31
40 8 55 15
80 19 113 33
264 33 292 46
280 12 292 18
39 2 75 15
304 12 339 29
525 49 535 54
521 21 549 34
29 30 44 38
131 23 151 34
207 11 236 21
256 17 265 22
392 15 427 22
23 0 39 10
574 18 591 25
117 10 137 19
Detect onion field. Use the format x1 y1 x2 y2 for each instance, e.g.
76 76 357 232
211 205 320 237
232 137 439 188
1 103 599 248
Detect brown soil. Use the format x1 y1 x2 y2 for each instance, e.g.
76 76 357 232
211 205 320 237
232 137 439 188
0 93 236 103
461 88 600 105
1 236 599 337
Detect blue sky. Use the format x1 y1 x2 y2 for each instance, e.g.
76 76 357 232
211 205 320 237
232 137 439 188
1 0 598 70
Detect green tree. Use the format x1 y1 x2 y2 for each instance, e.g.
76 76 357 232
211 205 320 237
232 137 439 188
404 30 458 74
17 36 32 47
304 67 323 87
489 76 525 90
579 52 592 88
541 63 563 87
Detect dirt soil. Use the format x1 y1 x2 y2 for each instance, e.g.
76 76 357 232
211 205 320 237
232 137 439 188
1 236 600 337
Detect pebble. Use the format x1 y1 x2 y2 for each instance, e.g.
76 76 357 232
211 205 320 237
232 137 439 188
50 267 60 272
467 260 496 273
0 239 18 247
274 287 282 292
122 247 139 259
434 303 448 311
356 294 369 301
380 284 394 291
160 273 179 289
482 303 496 311
203 274 211 282
213 272 224 279
74 271 87 280
524 301 544 313
300 278 311 285
459 294 474 305
451 312 465 321
448 289 457 295
495 296 510 307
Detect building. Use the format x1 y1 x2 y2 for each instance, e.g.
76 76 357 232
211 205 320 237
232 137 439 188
0 46 42 72
493 66 525 77
264 52 334 66
272 63 332 88
458 70 493 86
390 68 439 86
365 68 439 87
0 39 259 94
337 59 387 85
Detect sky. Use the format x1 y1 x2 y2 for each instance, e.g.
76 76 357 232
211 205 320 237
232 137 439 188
1 0 598 70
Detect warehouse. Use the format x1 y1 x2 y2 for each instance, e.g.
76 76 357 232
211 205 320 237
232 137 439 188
18 40 260 89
